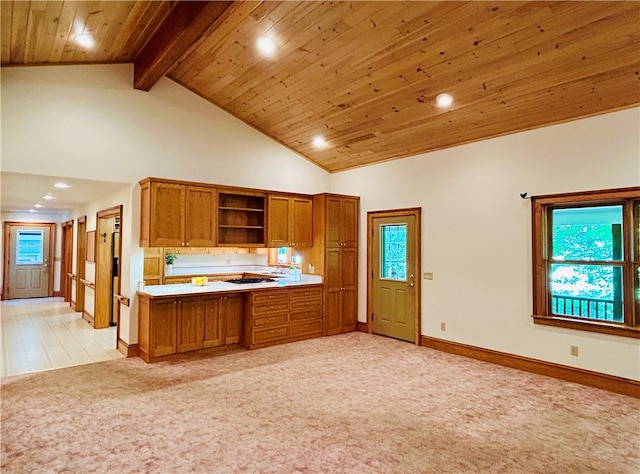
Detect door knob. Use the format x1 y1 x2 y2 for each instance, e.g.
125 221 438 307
407 282 414 288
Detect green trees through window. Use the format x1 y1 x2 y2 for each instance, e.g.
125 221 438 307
550 206 623 321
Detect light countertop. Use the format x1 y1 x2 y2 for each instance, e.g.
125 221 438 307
138 275 322 298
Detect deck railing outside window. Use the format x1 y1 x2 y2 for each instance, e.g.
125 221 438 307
551 294 619 322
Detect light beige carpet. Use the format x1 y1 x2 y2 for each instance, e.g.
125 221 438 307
2 332 639 473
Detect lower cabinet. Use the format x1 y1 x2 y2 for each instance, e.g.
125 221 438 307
138 292 243 362
245 286 323 349
138 285 323 362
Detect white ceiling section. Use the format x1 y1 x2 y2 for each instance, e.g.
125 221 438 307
0 172 130 214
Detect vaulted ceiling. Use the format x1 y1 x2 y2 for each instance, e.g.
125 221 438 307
2 1 639 172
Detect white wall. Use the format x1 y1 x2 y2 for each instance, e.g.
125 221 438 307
330 107 640 380
1 64 330 192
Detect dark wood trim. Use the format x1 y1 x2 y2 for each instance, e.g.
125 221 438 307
77 215 86 225
82 310 94 325
531 186 640 203
421 335 640 399
75 216 87 313
357 321 369 333
53 290 63 297
115 294 130 307
70 300 76 311
533 315 640 339
80 279 95 289
118 339 139 358
367 208 422 345
97 205 122 219
134 1 234 91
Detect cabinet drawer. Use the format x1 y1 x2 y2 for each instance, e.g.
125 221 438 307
290 320 322 337
253 326 288 344
289 309 322 322
252 290 289 305
290 287 322 300
252 301 290 315
290 298 322 311
254 313 289 327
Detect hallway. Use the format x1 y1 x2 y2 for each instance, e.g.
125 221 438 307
1 297 122 377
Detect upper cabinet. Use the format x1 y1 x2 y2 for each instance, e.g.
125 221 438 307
217 191 266 247
267 195 313 248
326 196 358 248
140 179 216 248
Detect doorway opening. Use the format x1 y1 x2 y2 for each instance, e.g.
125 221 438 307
75 216 87 313
2 222 56 300
94 206 123 349
61 219 74 304
367 208 421 344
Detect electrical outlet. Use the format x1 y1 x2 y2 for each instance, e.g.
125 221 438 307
570 345 579 357
440 322 446 331
424 272 434 280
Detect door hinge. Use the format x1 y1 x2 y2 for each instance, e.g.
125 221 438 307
371 313 374 320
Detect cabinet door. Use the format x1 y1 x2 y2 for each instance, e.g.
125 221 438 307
341 198 359 248
325 289 342 336
150 299 177 357
176 298 203 353
222 294 244 345
150 182 185 247
185 186 217 247
202 296 223 348
267 195 290 247
291 197 313 247
341 288 357 332
325 197 343 248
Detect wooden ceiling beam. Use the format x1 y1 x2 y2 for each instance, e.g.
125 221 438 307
134 0 234 91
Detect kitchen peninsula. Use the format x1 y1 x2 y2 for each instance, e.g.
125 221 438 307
137 275 323 362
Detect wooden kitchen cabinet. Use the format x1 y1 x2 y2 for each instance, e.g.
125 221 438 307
202 293 244 347
138 291 243 362
267 194 313 248
217 191 266 246
244 286 323 349
325 247 357 335
176 297 203 353
139 297 178 360
139 178 216 248
326 196 358 248
298 194 359 336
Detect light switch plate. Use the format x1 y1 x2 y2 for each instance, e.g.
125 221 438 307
424 272 433 280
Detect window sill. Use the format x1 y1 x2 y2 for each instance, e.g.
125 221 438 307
532 315 640 339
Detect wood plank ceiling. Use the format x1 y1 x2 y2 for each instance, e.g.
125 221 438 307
2 1 639 172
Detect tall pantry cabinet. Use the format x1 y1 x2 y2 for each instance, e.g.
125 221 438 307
301 194 359 335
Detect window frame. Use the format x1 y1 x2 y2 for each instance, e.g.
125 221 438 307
531 187 640 339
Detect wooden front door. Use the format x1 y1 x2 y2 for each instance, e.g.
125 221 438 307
370 210 420 343
5 223 54 299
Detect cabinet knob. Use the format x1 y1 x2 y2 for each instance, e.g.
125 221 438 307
186 242 190 247
181 242 185 246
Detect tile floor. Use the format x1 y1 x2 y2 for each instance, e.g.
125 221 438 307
1 297 122 377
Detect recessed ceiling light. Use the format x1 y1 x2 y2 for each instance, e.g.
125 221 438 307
74 33 94 49
256 36 277 57
312 136 327 148
54 182 70 189
43 194 54 201
436 93 454 108
34 203 43 208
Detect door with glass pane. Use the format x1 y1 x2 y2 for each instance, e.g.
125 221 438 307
371 213 418 342
7 224 53 299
